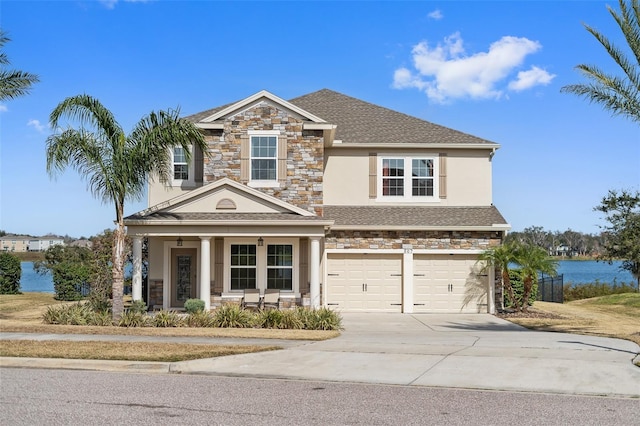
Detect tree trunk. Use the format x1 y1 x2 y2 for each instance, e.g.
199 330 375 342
521 276 533 312
111 213 125 322
502 269 518 311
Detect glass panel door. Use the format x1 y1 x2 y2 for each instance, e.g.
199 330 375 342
171 248 197 307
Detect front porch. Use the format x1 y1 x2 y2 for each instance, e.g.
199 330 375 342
130 234 325 311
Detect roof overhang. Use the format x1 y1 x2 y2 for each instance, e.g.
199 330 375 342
326 143 500 150
199 90 328 124
329 224 511 232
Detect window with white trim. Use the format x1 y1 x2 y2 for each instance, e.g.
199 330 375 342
251 135 277 181
225 239 298 294
173 147 189 180
230 244 257 290
379 155 437 200
267 244 293 291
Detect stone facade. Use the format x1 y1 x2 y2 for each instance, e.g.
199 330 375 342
325 230 502 250
202 101 324 215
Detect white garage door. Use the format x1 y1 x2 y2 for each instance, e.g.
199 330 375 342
326 254 402 312
413 255 487 313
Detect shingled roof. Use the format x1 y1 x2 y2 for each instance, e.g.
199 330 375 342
290 89 497 146
323 205 508 229
185 89 497 146
124 212 332 224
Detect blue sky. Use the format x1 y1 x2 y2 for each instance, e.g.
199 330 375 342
1 0 638 238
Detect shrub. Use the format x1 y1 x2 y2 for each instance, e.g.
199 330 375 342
301 307 342 330
88 310 113 326
127 300 148 314
184 298 205 314
151 310 183 327
563 280 636 302
0 252 21 294
85 296 112 314
185 311 216 327
255 309 283 329
118 311 148 327
213 304 253 328
41 303 91 325
505 269 538 309
279 309 304 330
52 262 89 301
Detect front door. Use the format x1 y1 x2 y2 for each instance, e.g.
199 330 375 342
171 248 197 308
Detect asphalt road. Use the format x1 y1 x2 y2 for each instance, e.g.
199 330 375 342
1 368 638 425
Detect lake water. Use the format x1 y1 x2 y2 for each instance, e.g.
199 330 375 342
18 259 636 293
20 262 55 293
556 260 635 286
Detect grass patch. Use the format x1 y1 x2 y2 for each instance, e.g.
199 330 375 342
502 293 640 347
584 293 640 308
0 340 279 362
0 292 340 341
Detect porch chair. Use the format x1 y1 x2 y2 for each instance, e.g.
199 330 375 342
242 288 261 310
263 289 280 310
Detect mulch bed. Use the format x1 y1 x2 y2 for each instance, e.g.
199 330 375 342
495 309 565 320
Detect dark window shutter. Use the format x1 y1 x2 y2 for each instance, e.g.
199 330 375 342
213 238 224 294
194 144 204 184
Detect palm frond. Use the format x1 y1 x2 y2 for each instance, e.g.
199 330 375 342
49 94 124 145
561 0 640 124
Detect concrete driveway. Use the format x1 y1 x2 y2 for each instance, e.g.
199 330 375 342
176 313 640 397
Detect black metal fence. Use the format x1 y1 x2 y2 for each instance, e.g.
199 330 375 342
537 274 564 303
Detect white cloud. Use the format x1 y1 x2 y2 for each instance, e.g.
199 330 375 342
27 119 47 133
99 0 152 9
428 9 443 20
392 32 552 103
508 66 555 91
0 104 7 113
99 0 118 9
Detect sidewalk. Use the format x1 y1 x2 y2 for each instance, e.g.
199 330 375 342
2 313 639 397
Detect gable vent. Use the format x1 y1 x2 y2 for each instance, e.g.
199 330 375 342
216 198 237 210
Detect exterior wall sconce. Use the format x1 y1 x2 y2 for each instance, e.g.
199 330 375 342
257 237 264 247
177 237 183 247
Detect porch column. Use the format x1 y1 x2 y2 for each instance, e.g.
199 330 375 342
132 236 143 302
309 237 321 309
200 237 211 310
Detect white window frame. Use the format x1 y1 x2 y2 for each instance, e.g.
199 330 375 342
248 130 280 188
377 154 439 202
223 238 299 296
171 145 195 187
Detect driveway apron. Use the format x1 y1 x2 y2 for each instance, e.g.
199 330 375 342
175 313 640 397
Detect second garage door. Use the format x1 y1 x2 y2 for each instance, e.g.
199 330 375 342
326 254 402 312
413 254 487 313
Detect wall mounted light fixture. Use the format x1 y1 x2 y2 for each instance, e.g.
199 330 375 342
257 237 264 247
177 237 183 247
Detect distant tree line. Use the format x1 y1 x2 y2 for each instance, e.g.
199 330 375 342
505 226 606 258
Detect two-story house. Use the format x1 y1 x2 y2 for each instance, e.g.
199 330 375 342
124 89 510 313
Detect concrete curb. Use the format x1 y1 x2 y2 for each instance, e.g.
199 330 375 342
0 357 171 373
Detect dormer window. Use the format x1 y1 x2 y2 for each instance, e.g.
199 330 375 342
243 130 284 188
251 135 277 181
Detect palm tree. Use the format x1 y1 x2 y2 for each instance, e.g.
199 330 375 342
513 244 558 311
560 0 640 124
0 29 40 101
478 243 519 311
46 94 208 320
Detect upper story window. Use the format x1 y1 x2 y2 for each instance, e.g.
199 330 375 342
251 135 277 181
378 155 437 201
173 147 189 180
